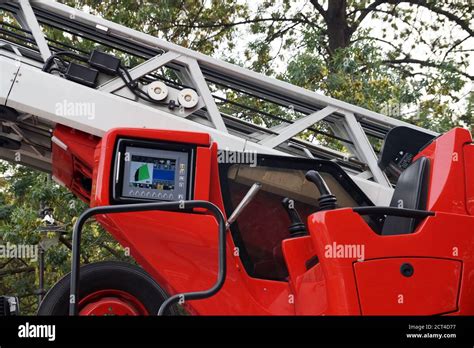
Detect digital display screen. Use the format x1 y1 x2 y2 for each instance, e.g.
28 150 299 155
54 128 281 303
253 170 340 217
114 140 193 202
129 155 176 191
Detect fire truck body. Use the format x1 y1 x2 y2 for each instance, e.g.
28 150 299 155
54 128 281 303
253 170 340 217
46 125 474 315
0 1 472 316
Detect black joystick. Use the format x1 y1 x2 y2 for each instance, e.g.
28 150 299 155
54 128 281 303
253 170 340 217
305 170 338 211
281 197 308 237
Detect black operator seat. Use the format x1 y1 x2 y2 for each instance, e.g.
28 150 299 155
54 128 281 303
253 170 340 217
381 157 430 235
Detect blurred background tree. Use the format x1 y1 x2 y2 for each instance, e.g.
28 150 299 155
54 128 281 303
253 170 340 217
0 163 129 314
240 0 473 132
0 0 472 314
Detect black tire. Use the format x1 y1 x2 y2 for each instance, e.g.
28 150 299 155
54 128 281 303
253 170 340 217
38 261 178 316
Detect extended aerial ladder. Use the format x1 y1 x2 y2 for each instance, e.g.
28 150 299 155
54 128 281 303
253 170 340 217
0 0 438 206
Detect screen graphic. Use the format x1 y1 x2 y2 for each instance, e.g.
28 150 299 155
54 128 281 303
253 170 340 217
116 141 192 202
129 155 176 191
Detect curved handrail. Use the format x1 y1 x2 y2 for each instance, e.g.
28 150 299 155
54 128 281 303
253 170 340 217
69 200 227 316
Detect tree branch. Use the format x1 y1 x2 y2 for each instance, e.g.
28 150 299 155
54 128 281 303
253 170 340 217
442 35 471 62
353 0 473 36
0 266 35 277
99 242 123 259
152 17 312 32
353 0 389 28
351 35 401 51
309 0 328 21
0 258 15 269
264 22 301 44
409 0 473 37
382 58 474 80
299 12 327 32
59 235 72 250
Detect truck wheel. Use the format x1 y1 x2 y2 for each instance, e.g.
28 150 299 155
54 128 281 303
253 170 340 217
38 261 178 316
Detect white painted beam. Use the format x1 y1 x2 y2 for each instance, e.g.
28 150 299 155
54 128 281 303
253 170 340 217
259 106 337 148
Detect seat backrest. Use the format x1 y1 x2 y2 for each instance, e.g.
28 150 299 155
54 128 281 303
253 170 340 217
381 157 430 235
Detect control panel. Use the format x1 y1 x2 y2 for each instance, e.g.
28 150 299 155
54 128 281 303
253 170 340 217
112 138 195 203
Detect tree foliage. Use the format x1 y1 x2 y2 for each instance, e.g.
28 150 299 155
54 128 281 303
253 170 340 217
237 0 473 131
0 163 128 314
56 0 249 55
0 0 472 314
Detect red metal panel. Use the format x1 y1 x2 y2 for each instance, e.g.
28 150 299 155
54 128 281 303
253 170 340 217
354 258 461 315
51 142 73 187
193 145 212 202
282 236 315 285
416 127 472 215
307 208 474 315
282 236 326 315
464 144 474 215
52 125 100 202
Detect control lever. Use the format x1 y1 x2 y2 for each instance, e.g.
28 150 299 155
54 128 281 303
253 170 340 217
281 198 308 237
226 183 262 229
305 170 337 211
